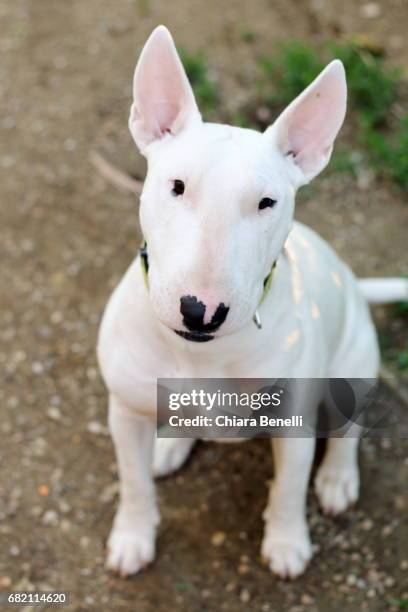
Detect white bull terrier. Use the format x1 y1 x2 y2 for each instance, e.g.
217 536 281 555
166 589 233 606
97 25 407 579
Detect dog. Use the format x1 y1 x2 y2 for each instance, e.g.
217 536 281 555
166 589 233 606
97 25 407 579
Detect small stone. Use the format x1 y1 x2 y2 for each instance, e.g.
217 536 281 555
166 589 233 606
367 568 381 584
87 421 108 436
58 500 71 513
211 531 226 546
381 525 393 537
347 574 357 586
240 588 251 603
301 594 314 605
394 495 406 510
0 576 12 588
50 311 63 324
400 560 408 571
360 518 373 531
31 361 44 375
9 545 20 557
31 506 42 518
42 510 59 526
37 484 49 497
47 407 61 421
60 519 71 532
361 2 381 18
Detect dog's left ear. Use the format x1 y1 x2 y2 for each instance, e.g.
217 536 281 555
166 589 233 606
265 60 347 185
129 25 202 153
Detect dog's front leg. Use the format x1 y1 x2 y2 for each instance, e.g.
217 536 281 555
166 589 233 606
262 437 315 579
106 394 159 576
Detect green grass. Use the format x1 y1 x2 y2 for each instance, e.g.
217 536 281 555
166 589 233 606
394 300 408 316
331 43 399 126
330 148 360 176
259 41 400 124
259 42 324 108
397 349 408 370
361 113 408 189
390 599 408 610
379 301 408 371
239 25 256 44
178 48 218 116
231 112 259 130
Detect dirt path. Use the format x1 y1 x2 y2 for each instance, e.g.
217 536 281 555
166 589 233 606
0 1 407 610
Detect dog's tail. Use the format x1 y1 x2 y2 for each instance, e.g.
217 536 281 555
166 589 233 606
358 278 408 304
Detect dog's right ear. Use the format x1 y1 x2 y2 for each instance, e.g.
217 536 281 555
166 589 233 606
129 25 202 153
264 60 347 186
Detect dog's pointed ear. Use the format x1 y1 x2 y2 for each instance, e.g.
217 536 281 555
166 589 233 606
265 60 347 185
129 25 202 153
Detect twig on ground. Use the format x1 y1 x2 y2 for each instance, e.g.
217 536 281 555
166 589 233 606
90 151 143 195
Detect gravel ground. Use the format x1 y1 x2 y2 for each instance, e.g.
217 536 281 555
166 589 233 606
0 0 407 610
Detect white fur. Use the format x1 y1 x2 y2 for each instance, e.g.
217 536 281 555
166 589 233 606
98 26 396 579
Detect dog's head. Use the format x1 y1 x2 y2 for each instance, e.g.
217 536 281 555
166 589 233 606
129 26 347 342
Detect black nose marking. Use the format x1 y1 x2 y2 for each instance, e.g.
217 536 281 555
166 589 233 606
210 303 230 330
180 295 206 331
180 295 229 333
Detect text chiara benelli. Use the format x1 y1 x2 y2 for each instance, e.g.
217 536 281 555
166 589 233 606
168 414 303 428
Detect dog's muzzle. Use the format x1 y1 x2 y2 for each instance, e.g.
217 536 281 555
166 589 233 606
139 241 278 340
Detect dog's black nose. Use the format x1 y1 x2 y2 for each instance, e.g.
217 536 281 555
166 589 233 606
180 295 229 333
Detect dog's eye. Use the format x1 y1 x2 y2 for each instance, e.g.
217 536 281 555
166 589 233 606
259 197 277 210
171 179 185 196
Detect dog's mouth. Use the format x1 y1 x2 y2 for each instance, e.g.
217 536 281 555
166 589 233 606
174 329 215 343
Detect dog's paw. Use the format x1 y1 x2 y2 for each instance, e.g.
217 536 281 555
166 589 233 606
261 526 312 579
315 465 359 515
153 437 195 478
106 524 155 577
